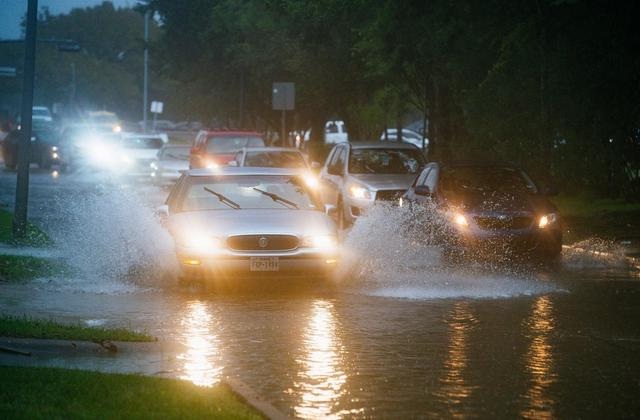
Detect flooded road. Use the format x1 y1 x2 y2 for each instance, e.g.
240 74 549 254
1 168 640 418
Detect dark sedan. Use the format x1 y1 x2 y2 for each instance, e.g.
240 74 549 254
403 162 562 262
2 126 63 170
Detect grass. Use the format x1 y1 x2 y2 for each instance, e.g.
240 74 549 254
0 366 263 419
0 255 65 282
0 314 155 342
0 208 52 247
552 195 640 243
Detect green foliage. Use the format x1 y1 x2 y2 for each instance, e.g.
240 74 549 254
0 366 262 419
0 314 155 342
0 256 64 282
0 209 52 247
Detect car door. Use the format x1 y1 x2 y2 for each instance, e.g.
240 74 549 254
320 145 346 206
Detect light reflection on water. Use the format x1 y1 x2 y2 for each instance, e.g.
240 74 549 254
294 300 349 419
521 295 556 419
177 301 222 387
435 301 478 418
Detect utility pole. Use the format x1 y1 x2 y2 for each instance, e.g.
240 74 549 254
13 0 38 238
143 9 149 133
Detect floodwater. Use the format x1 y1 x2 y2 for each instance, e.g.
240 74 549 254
1 168 639 418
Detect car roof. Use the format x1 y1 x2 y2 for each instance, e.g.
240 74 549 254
201 130 263 136
186 167 307 177
347 141 420 150
240 147 302 153
435 160 522 169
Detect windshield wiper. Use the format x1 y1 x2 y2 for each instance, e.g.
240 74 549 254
203 187 241 210
252 187 299 209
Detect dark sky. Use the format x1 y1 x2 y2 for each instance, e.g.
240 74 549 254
0 0 135 39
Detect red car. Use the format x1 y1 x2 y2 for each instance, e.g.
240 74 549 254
189 130 265 169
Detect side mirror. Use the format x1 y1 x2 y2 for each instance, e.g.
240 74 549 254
325 204 338 218
414 185 431 196
154 204 169 226
227 160 238 167
541 185 558 196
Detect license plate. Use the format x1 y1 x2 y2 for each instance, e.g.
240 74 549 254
250 257 279 271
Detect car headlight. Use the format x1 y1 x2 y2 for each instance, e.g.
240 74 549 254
538 213 558 228
112 125 122 133
149 161 158 170
452 212 469 228
181 232 222 251
348 184 373 200
51 146 58 152
302 173 319 189
302 235 338 251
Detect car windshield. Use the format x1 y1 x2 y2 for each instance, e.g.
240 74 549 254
440 166 538 195
122 137 163 149
180 175 319 211
206 136 264 153
159 146 190 161
349 148 423 174
244 151 307 168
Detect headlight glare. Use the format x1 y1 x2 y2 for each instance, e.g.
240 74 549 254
348 185 372 200
182 232 222 251
453 213 468 227
302 235 338 251
538 213 557 228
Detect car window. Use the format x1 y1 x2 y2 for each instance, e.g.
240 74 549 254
244 151 307 168
205 136 265 153
178 175 320 211
159 146 190 160
349 148 423 174
440 166 538 196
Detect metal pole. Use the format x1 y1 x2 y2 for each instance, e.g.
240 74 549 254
143 10 149 133
13 0 38 238
281 109 286 147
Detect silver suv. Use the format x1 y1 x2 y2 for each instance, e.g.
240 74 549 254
319 142 425 228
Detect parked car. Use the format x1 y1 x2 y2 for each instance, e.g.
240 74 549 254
303 120 349 144
150 144 191 184
2 126 63 170
118 133 168 176
231 147 309 169
403 162 562 262
319 141 425 228
380 128 428 150
158 167 339 282
189 130 265 169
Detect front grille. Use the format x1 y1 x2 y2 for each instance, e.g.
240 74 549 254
474 215 532 230
375 189 406 201
227 235 299 251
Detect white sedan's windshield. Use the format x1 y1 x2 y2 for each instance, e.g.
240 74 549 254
180 175 319 211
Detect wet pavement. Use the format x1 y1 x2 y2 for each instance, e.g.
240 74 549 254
1 167 640 418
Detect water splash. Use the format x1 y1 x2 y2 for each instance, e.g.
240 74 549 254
340 202 559 299
43 181 178 293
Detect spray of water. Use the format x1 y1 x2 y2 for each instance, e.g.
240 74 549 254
44 180 178 293
340 202 559 299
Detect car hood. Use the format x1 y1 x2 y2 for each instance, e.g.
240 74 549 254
445 191 557 214
348 173 417 190
169 209 336 238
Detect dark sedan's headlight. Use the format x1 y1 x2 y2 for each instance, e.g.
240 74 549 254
538 213 558 228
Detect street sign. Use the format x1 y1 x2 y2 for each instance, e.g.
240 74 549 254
272 82 295 110
150 101 163 114
0 67 17 77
